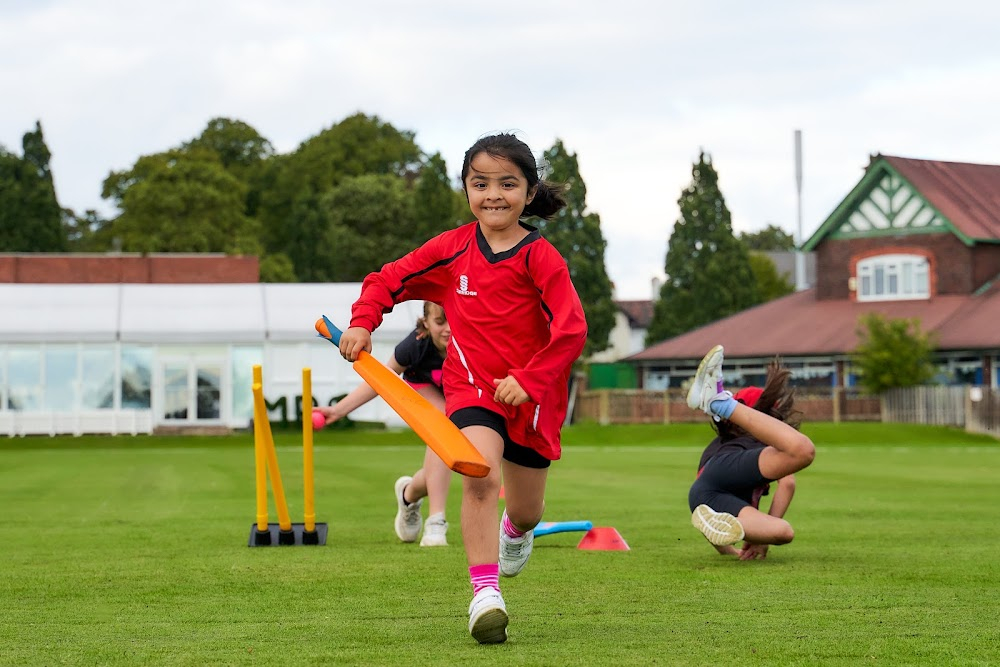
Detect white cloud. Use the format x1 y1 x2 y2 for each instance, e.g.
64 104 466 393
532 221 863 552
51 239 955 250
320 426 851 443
3 0 1000 299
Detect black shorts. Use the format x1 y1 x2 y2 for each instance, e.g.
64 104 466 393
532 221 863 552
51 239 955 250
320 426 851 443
450 407 551 469
688 449 769 516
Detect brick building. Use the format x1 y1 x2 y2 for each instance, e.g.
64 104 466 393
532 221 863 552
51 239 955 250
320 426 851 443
628 154 1000 390
0 253 259 283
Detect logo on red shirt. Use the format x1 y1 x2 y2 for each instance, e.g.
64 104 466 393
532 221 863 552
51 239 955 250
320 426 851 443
456 274 478 296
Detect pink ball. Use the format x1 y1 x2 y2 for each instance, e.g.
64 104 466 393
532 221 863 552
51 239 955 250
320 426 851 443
312 410 326 430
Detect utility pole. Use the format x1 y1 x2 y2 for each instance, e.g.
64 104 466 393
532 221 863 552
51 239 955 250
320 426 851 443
794 129 807 291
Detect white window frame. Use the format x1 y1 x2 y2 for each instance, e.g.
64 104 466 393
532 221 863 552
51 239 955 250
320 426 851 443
856 254 929 302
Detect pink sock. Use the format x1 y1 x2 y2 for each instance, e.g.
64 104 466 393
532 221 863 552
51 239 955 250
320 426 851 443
502 512 525 539
469 564 499 595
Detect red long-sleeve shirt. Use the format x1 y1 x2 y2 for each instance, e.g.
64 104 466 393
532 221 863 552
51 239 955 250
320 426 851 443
350 221 587 459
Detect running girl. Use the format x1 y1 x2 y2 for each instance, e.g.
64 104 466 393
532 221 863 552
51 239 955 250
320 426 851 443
337 133 587 643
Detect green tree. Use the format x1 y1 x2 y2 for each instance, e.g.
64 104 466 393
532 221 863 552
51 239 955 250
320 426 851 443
281 191 331 282
412 152 461 241
321 174 417 281
101 148 260 255
259 252 297 282
184 117 274 218
0 122 65 251
647 152 758 345
256 114 422 264
453 188 477 225
184 117 274 173
63 209 114 251
537 140 615 358
0 148 29 250
852 313 936 394
741 224 795 251
748 252 795 301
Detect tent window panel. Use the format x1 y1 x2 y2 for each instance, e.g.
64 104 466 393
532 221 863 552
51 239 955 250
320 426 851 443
44 347 78 411
82 348 115 409
197 366 222 420
231 347 263 424
121 346 153 409
8 348 41 411
163 364 188 420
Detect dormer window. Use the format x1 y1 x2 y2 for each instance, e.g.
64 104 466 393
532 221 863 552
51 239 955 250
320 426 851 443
856 254 929 301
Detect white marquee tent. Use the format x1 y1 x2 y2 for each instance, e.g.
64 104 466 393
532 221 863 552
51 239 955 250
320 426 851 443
0 283 426 436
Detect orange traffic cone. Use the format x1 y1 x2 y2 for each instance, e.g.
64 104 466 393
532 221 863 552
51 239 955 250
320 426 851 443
577 527 630 551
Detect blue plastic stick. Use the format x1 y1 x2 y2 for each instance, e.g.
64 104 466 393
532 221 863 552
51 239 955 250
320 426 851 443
317 315 343 345
533 521 593 537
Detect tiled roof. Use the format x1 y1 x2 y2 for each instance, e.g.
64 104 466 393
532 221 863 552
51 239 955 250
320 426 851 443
615 300 654 328
630 284 1000 362
882 155 1000 241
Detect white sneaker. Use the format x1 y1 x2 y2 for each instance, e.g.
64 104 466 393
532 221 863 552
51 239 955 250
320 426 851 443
468 587 508 644
498 514 534 577
686 345 725 415
420 512 448 547
691 504 745 546
393 476 422 543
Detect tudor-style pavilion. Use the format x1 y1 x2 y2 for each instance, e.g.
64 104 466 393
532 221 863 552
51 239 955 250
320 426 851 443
628 154 1000 390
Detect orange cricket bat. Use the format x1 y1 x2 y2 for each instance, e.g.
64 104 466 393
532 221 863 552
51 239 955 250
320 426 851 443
316 315 490 478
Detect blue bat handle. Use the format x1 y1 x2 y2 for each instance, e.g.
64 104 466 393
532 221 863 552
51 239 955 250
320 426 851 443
319 315 343 346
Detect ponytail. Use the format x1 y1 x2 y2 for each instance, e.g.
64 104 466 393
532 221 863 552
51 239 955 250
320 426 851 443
525 180 568 220
714 357 802 440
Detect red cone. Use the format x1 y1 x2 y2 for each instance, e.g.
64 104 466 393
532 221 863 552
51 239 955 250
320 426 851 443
577 526 630 551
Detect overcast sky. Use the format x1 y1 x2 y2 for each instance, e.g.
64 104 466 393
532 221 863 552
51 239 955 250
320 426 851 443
3 1 999 299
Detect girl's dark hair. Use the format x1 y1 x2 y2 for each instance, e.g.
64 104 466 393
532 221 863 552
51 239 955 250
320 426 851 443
460 133 567 220
714 357 803 440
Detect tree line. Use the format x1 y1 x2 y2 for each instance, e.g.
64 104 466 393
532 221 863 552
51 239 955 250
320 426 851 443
2 116 803 358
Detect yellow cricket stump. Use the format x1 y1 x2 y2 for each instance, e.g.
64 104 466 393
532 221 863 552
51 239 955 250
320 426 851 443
248 364 327 547
253 383 269 532
301 368 320 544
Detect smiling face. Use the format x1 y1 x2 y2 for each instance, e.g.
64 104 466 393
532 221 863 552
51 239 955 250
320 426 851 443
463 152 536 234
424 303 451 355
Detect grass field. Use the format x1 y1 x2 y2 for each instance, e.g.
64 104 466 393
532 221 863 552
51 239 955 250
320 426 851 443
1 423 998 666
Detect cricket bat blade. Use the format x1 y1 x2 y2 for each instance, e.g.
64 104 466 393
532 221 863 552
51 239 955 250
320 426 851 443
316 316 490 478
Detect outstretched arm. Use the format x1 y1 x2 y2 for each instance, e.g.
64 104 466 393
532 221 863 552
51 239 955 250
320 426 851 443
316 356 406 425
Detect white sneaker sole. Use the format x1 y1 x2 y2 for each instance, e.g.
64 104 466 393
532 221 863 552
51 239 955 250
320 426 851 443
691 504 744 546
686 345 725 410
469 606 508 644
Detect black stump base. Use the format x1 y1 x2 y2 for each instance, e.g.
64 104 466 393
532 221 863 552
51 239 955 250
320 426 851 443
248 522 328 546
